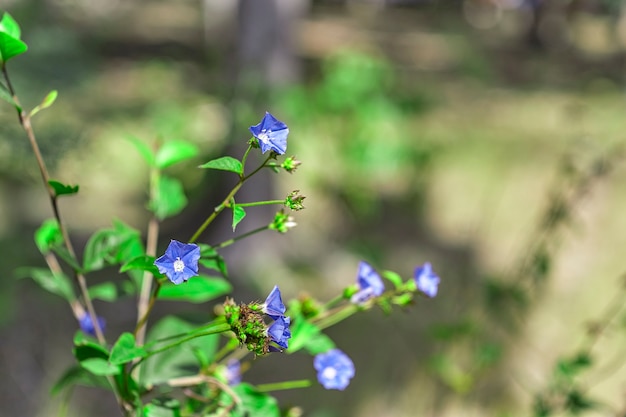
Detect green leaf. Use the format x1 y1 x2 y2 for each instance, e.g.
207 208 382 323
34 218 63 253
140 316 219 385
88 282 118 302
48 179 79 196
0 13 22 38
50 366 111 395
382 270 403 289
232 205 246 231
288 317 335 355
198 156 243 175
109 333 147 365
120 255 159 276
0 32 27 64
198 244 228 277
83 222 144 272
15 267 75 301
148 175 187 220
125 135 155 167
143 400 181 417
80 358 121 376
155 140 198 169
229 383 280 417
30 90 58 117
158 275 231 303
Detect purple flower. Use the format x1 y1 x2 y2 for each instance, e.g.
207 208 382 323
350 261 385 305
314 349 355 390
414 262 440 298
224 359 241 385
262 285 286 320
249 112 289 155
154 240 201 285
267 316 291 350
79 313 106 336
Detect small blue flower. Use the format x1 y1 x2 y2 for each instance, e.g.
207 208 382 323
314 349 355 391
154 240 201 285
224 359 241 386
267 316 291 350
350 261 385 305
263 285 286 320
249 112 289 155
414 262 440 298
79 313 106 337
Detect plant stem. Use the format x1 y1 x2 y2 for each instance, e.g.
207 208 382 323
2 65 105 344
189 153 273 243
213 225 270 250
256 380 312 392
134 281 161 335
141 322 232 361
235 199 284 207
313 304 360 330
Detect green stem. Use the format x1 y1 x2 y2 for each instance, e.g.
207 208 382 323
142 323 232 361
213 225 270 250
313 304 360 330
256 380 312 392
134 281 162 335
189 153 273 243
235 200 284 208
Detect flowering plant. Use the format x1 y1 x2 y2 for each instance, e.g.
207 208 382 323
0 12 441 416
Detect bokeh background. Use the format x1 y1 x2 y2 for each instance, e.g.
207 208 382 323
0 0 625 416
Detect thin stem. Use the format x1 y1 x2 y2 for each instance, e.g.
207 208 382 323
255 380 312 392
140 323 231 362
134 281 162 335
213 225 270 250
189 153 273 243
313 304 360 330
235 199 284 208
2 65 105 344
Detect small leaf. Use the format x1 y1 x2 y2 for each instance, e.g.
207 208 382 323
382 270 404 289
80 358 121 376
232 205 246 231
88 282 118 302
109 333 147 365
155 140 198 169
198 244 228 277
83 223 144 272
231 383 280 417
0 32 27 64
143 401 181 417
50 366 110 395
15 267 75 301
125 135 156 167
158 275 232 303
148 175 187 220
30 90 58 117
34 218 63 253
0 13 22 39
120 255 159 275
48 180 79 197
198 156 243 175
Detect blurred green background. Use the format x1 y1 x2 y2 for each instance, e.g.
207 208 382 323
1 0 625 416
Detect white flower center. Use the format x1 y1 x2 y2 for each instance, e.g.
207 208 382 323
258 130 271 144
322 367 337 380
173 257 185 273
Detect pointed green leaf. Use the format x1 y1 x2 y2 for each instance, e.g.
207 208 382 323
88 282 118 302
198 156 243 175
30 90 58 117
15 267 75 301
230 383 280 417
0 13 22 38
51 366 110 395
232 205 246 231
48 180 79 196
83 222 144 272
125 135 156 167
0 32 27 64
382 270 404 289
109 333 147 365
143 401 181 417
34 218 63 253
80 358 121 376
198 244 228 277
155 140 198 169
158 275 231 303
120 255 159 275
148 175 187 220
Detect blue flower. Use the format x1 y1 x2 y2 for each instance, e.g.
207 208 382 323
79 313 106 337
224 359 241 386
262 285 286 320
414 262 440 298
267 316 291 350
350 261 385 305
154 240 201 285
314 349 355 391
249 112 289 155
